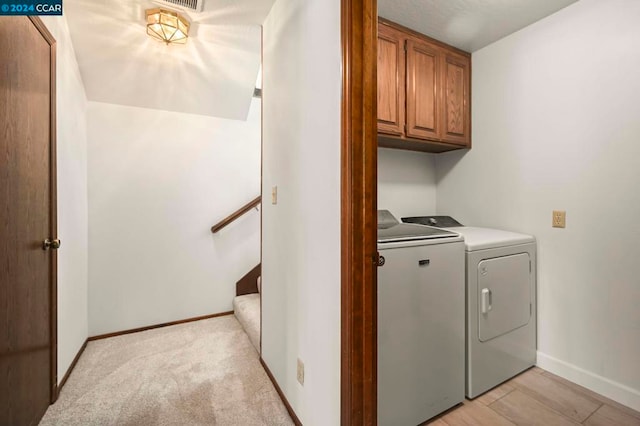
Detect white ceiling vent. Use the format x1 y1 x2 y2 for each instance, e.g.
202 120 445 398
153 0 204 13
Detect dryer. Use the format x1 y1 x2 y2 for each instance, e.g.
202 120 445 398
403 216 537 399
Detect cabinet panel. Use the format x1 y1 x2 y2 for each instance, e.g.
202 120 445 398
406 39 439 140
442 53 470 146
377 25 405 135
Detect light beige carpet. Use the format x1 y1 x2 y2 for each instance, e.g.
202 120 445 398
40 316 293 426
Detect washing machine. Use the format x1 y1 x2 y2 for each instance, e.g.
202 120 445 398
377 210 465 425
402 216 537 399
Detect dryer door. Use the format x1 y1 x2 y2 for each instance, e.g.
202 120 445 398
478 253 531 342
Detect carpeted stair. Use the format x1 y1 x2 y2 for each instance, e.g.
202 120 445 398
233 276 261 352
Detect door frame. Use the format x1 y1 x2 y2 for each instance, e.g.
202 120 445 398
26 16 58 403
340 0 378 423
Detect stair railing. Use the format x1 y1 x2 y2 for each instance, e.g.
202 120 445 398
211 196 261 233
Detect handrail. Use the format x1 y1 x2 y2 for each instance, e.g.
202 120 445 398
211 196 261 233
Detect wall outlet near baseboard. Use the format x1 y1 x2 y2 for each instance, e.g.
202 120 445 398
553 210 566 228
297 358 304 386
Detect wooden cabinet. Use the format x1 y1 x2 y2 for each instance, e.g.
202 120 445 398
377 19 471 153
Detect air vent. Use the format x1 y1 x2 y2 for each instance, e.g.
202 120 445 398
153 0 204 13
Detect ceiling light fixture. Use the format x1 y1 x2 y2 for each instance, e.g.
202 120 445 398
145 8 190 45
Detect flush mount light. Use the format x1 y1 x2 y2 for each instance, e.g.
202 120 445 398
145 8 190 45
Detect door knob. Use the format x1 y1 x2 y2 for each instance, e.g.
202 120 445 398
43 238 61 250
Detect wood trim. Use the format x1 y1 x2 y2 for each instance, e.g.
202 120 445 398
56 339 88 396
29 16 59 404
341 0 378 424
236 264 261 296
467 54 472 150
211 196 261 233
259 357 302 426
259 27 263 355
29 16 55 43
378 17 471 57
87 311 234 341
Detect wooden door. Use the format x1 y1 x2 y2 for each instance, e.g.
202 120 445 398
406 38 440 141
377 23 405 136
0 16 57 425
441 52 470 146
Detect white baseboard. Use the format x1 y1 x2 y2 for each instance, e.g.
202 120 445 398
537 351 640 412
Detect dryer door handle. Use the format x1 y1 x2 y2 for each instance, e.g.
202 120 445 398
481 288 492 314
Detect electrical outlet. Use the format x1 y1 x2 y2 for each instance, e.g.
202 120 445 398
271 186 278 205
552 210 566 228
297 358 304 386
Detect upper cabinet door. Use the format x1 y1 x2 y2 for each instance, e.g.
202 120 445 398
377 24 405 136
406 38 440 141
441 52 471 146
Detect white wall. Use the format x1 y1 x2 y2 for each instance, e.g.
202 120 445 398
87 99 261 336
378 148 437 218
41 15 89 384
436 0 640 410
262 0 341 424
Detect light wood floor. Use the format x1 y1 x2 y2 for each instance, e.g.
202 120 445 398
427 367 640 426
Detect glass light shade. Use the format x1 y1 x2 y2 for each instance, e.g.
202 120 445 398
145 8 190 45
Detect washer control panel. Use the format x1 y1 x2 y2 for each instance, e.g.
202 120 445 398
402 216 464 228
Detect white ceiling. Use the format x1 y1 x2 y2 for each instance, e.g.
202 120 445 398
67 0 579 119
378 0 579 52
65 0 275 120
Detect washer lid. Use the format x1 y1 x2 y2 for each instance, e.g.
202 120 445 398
402 215 464 227
377 209 458 243
451 227 535 251
377 223 459 244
